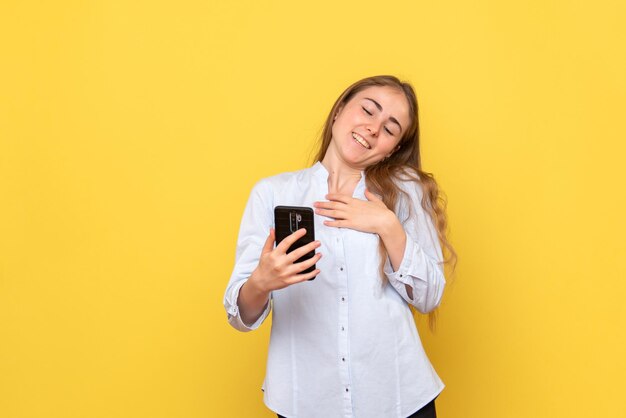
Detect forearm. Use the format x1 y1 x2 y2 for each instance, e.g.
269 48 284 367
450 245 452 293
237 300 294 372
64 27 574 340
237 274 271 326
378 212 407 272
378 213 413 299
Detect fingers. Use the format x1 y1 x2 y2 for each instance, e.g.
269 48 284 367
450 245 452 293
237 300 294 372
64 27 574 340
364 188 382 201
288 253 322 278
315 207 344 219
325 193 352 203
276 227 308 254
293 253 322 273
323 219 346 228
315 200 343 210
261 228 275 255
286 239 321 263
314 201 347 220
287 268 321 284
276 251 322 289
286 253 322 284
288 250 322 274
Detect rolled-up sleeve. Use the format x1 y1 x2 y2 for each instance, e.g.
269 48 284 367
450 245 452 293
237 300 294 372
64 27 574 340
223 179 273 332
384 176 446 313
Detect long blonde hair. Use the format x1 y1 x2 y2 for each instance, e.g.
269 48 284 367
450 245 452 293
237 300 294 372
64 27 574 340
313 75 457 331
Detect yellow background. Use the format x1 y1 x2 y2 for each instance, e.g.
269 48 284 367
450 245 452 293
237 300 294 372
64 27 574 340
1 1 625 417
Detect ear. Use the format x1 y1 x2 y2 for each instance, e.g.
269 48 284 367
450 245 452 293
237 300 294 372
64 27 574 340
386 144 401 158
333 104 345 121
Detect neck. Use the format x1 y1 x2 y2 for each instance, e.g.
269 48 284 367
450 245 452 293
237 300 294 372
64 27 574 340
320 149 363 195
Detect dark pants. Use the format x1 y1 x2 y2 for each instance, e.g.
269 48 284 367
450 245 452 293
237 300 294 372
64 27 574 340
277 397 436 418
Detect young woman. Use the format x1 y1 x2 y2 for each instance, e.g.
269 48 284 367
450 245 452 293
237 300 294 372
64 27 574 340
223 75 456 418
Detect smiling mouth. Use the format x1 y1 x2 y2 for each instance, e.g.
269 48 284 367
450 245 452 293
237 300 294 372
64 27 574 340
352 132 371 149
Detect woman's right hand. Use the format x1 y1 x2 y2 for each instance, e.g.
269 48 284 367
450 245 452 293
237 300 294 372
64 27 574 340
248 228 322 293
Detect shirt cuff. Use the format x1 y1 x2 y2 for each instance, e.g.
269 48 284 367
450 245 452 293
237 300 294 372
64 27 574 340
383 233 422 285
225 280 271 332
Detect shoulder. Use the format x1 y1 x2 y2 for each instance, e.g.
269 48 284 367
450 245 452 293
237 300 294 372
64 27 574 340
392 166 424 199
394 166 422 183
250 165 314 194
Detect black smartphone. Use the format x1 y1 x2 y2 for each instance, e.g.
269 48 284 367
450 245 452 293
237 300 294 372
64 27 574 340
274 206 317 279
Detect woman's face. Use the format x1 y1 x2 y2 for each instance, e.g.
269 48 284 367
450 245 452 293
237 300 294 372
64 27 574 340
330 85 411 169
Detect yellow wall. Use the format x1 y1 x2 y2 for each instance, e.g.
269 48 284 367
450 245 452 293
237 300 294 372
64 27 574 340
1 1 625 417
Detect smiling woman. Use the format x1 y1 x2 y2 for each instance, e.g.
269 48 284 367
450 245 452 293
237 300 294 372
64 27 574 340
223 75 456 418
328 85 410 167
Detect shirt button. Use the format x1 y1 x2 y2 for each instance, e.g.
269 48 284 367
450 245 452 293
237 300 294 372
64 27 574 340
345 388 349 392
341 326 345 331
400 273 403 277
340 267 344 271
341 297 345 302
342 357 345 362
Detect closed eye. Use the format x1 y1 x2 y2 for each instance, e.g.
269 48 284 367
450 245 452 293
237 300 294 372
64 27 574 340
363 106 394 135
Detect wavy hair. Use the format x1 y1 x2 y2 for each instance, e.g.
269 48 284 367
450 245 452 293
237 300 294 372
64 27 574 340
312 75 457 331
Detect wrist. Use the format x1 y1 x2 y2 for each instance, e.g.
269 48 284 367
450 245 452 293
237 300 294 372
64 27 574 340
247 270 270 297
378 210 402 240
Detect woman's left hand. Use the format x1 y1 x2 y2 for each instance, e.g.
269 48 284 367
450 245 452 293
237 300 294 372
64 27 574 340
314 188 396 235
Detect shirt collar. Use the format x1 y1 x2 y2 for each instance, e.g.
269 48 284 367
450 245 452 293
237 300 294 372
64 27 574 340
312 161 329 181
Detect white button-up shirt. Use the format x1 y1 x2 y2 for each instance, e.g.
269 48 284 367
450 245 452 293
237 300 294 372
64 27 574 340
223 162 446 418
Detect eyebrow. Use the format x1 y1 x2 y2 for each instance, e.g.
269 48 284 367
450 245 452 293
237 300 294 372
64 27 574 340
364 97 403 133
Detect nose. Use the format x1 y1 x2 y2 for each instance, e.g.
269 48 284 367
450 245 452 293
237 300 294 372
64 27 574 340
366 124 379 136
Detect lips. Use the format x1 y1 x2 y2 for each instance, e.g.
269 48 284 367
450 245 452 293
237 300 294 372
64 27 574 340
351 132 371 149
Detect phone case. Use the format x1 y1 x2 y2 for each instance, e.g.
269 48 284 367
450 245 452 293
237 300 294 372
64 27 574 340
274 206 316 278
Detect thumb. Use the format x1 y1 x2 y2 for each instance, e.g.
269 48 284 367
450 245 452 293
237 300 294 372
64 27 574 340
365 188 382 201
261 228 275 254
